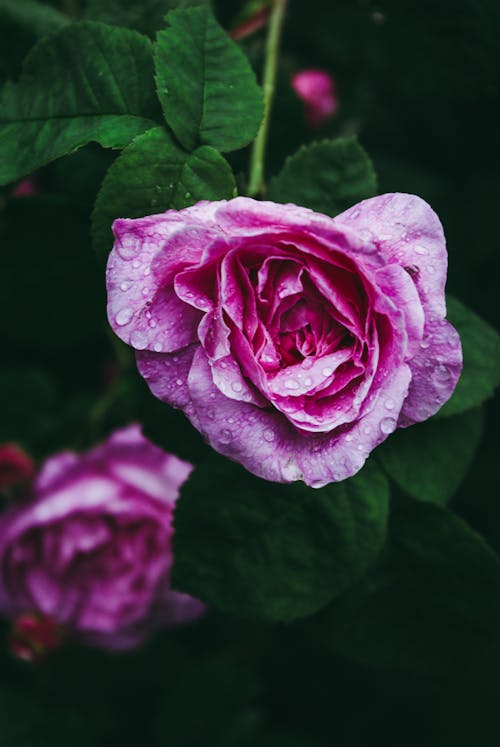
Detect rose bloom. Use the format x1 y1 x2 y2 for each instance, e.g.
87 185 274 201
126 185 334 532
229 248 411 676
106 195 462 488
0 425 204 650
291 69 338 128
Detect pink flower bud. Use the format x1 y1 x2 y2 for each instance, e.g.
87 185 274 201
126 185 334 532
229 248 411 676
11 177 38 198
291 69 338 128
0 444 35 494
9 612 64 662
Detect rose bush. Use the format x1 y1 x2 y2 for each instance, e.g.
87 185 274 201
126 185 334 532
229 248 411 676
0 425 205 650
106 195 462 488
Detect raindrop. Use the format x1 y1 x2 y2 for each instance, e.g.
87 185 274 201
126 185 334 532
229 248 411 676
420 339 430 349
301 358 314 370
132 259 141 269
304 377 313 387
120 281 130 292
153 342 162 352
263 428 275 442
231 381 243 393
130 330 148 350
143 267 151 277
220 428 233 444
434 364 450 382
285 378 299 390
385 398 395 410
115 307 133 326
415 245 428 255
206 408 215 420
175 378 183 386
322 367 333 377
148 319 157 328
380 417 396 434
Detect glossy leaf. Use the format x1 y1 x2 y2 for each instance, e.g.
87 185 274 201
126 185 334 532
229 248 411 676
268 137 377 217
0 22 160 184
154 6 263 151
173 457 389 622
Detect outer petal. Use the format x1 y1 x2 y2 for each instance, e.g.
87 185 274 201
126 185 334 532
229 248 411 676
186 348 411 487
334 193 448 318
136 345 198 409
398 318 462 426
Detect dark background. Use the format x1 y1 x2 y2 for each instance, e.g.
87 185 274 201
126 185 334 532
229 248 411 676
1 1 500 744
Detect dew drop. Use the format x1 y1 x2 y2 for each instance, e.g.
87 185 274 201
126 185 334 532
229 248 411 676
231 381 243 393
130 330 148 349
220 428 233 444
304 377 313 387
322 367 333 377
420 339 430 349
363 425 372 435
380 417 396 434
120 281 130 292
148 319 157 328
301 357 314 370
263 428 275 442
115 307 133 326
385 398 395 410
434 364 451 382
175 378 183 386
153 342 162 352
285 378 299 390
132 259 141 269
206 408 215 420
143 267 151 277
415 245 428 255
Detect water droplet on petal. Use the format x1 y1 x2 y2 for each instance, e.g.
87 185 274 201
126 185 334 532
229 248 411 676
415 245 428 255
434 364 451 382
301 358 314 370
380 417 397 434
385 398 395 410
220 428 233 444
132 259 141 269
153 342 162 352
115 307 133 326
175 378 183 386
263 428 275 442
130 330 148 350
231 381 243 393
285 378 299 390
420 339 430 349
120 281 130 292
322 367 333 377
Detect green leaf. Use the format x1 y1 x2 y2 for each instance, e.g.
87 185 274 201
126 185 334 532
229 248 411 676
0 0 68 36
438 295 500 417
325 502 500 679
0 21 160 185
172 457 389 622
268 137 378 217
376 407 484 504
154 6 263 152
92 126 236 261
0 196 105 348
84 0 209 36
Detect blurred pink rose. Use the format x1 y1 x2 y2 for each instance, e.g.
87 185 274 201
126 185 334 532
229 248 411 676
106 195 462 488
0 425 204 650
291 69 338 128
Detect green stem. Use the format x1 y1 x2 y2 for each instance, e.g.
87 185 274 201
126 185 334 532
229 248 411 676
247 0 288 197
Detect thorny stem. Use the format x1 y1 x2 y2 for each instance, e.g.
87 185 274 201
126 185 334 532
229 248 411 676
247 0 288 197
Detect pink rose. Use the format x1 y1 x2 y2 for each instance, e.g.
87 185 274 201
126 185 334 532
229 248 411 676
291 69 338 128
0 425 205 650
106 195 462 488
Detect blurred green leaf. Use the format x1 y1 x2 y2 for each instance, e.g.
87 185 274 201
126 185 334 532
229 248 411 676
0 686 100 747
376 407 484 504
325 501 500 679
173 457 389 622
154 659 263 747
438 296 500 417
84 0 210 36
268 138 377 217
0 21 160 185
0 196 104 348
154 6 263 152
0 0 68 36
91 126 236 261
